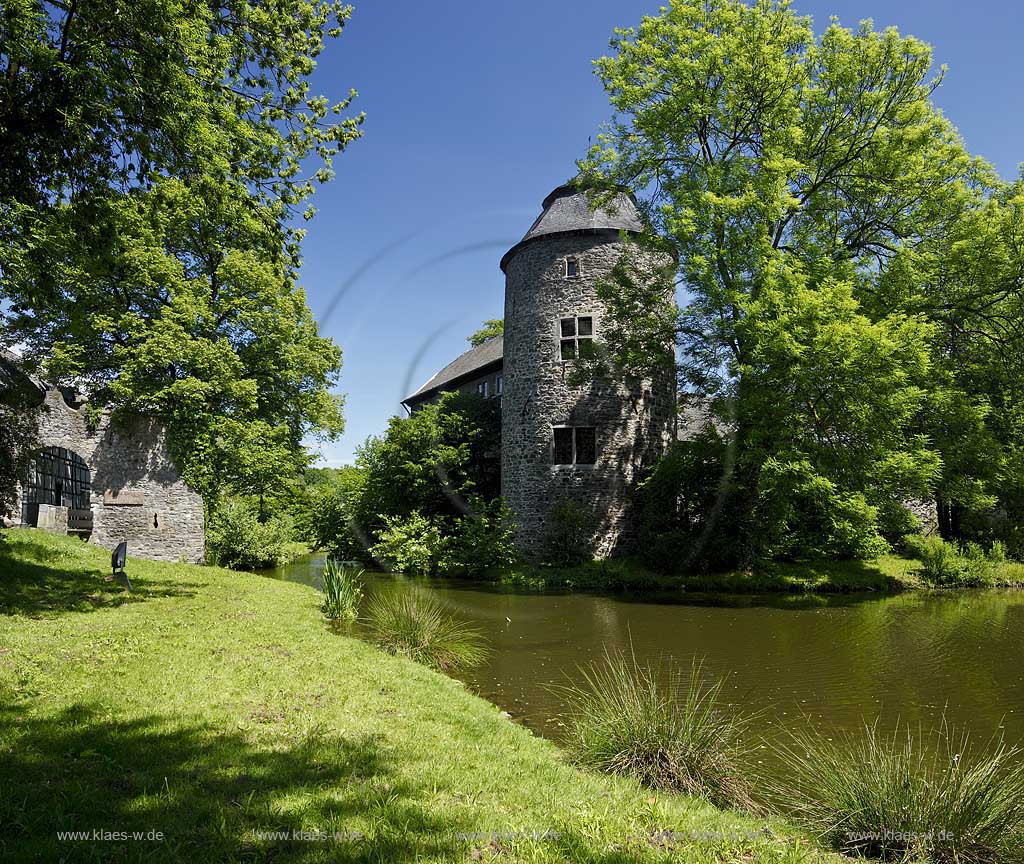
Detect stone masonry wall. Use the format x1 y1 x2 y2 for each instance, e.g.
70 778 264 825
501 232 675 558
13 389 205 563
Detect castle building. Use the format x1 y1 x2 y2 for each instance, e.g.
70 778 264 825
1 351 206 563
404 183 675 558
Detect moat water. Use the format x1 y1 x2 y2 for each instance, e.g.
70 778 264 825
264 553 1024 749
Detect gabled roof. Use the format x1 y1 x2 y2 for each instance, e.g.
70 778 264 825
500 183 644 272
403 336 504 406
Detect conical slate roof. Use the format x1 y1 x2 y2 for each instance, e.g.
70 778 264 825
499 183 643 272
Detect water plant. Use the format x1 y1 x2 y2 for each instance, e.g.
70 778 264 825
320 559 364 621
557 650 754 809
364 589 488 673
768 715 1024 863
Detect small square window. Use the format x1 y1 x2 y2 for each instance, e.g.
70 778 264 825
577 316 593 337
560 318 576 338
565 257 579 278
560 339 576 360
578 337 594 358
552 427 598 465
553 428 574 465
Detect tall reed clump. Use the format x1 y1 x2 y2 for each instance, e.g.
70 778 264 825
768 716 1024 863
320 560 364 621
558 650 754 810
364 589 488 673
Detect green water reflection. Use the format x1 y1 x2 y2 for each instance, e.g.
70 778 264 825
265 554 1024 746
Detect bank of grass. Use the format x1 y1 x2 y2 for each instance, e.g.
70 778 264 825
0 529 831 864
500 553 1024 595
768 717 1024 863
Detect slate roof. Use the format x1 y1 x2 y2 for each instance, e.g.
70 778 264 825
500 183 644 272
403 335 504 406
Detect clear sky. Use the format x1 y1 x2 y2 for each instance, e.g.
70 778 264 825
300 0 1024 467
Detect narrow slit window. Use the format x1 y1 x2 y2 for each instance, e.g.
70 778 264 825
477 381 489 398
496 375 503 396
574 427 596 465
553 428 574 465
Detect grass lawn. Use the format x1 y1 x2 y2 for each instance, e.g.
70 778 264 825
0 529 833 864
501 553 1024 595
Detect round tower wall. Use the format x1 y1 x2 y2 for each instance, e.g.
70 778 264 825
501 231 674 559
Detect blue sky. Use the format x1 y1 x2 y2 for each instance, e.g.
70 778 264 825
300 0 1024 467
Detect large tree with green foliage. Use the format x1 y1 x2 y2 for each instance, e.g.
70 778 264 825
582 0 1021 563
0 1 362 510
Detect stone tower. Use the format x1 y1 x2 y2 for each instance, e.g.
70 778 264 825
499 183 675 559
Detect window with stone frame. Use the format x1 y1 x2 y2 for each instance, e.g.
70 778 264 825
565 256 580 278
559 315 594 360
552 426 597 466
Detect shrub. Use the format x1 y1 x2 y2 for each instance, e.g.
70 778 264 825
364 589 489 673
755 457 890 560
769 716 1024 863
300 467 370 561
206 500 295 570
638 435 742 573
558 650 754 809
320 560 363 621
904 535 966 585
370 512 446 576
443 497 518 576
544 497 596 567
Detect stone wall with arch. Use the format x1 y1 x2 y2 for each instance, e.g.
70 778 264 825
13 388 205 563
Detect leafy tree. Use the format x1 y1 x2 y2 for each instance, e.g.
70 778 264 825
0 354 40 522
580 0 999 563
1 1 361 513
467 319 503 347
354 390 500 539
301 465 370 560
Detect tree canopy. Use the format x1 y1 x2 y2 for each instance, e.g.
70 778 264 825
467 318 504 347
0 1 362 511
582 0 1024 562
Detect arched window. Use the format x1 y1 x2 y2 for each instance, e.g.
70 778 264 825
21 447 91 525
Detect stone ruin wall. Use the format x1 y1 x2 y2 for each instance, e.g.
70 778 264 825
12 389 205 563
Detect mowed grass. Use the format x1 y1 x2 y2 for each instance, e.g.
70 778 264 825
0 530 833 864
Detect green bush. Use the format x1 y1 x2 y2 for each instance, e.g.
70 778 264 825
638 435 742 573
769 716 1024 863
364 589 489 673
558 650 754 809
319 559 363 621
544 497 597 567
370 512 446 575
904 535 966 584
755 457 890 560
443 498 518 576
206 500 295 571
903 535 1006 587
300 467 369 561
